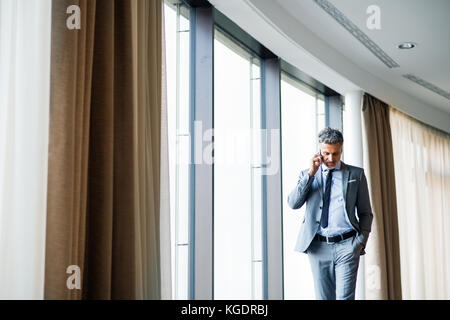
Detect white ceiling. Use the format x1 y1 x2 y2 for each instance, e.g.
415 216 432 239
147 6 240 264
277 0 450 112
209 0 450 133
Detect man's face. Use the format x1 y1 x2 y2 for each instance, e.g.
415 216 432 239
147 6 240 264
319 143 342 169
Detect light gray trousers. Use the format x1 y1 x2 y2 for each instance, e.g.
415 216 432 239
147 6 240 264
307 235 362 300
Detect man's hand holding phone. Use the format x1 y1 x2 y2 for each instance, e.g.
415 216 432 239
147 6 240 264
308 152 323 177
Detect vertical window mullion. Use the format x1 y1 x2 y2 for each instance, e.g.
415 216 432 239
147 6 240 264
250 57 263 300
315 93 319 145
261 58 283 300
190 5 214 300
249 57 255 300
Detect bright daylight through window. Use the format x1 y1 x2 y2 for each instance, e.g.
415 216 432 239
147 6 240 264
213 29 264 300
164 1 190 300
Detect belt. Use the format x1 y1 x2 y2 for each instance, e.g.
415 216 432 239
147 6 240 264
315 230 357 244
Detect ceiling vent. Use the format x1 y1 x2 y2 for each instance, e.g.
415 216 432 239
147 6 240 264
403 74 450 100
313 0 400 68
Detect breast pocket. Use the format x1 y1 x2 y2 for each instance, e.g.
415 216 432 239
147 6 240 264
346 179 359 204
347 179 359 190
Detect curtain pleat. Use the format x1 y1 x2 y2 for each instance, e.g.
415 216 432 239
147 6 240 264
361 93 402 299
133 0 165 299
45 0 96 300
45 0 164 300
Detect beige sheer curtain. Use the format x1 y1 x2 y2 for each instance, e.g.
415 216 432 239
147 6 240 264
133 0 171 300
361 93 402 300
0 0 51 299
45 0 167 299
390 107 450 299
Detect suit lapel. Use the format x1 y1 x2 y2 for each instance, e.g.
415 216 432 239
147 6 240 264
341 161 350 200
315 167 323 198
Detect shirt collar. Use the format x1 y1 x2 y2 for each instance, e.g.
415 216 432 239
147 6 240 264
321 160 341 172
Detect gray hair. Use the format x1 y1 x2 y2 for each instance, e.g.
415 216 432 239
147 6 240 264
318 127 343 145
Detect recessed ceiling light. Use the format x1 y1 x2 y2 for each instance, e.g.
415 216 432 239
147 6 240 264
398 42 416 49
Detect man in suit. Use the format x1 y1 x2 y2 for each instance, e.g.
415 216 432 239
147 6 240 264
287 127 373 300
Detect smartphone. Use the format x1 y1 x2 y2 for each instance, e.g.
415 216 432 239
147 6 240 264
315 149 323 167
318 149 324 163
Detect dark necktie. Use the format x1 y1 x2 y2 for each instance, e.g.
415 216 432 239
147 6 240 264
320 168 335 228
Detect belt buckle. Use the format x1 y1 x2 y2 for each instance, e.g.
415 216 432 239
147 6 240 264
326 236 334 244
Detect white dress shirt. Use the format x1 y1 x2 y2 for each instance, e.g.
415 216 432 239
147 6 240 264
317 161 356 237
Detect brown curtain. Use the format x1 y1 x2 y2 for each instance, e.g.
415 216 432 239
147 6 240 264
45 0 163 299
361 93 402 299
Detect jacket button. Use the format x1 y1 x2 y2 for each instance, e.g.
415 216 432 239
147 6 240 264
320 206 322 209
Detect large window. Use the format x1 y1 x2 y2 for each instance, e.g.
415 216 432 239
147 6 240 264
213 30 263 300
164 2 339 299
281 73 326 299
164 1 190 300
